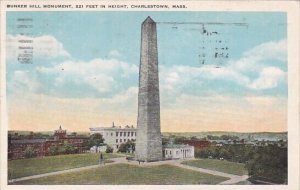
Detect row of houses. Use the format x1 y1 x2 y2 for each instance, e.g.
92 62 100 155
9 123 286 160
208 139 287 148
8 126 88 160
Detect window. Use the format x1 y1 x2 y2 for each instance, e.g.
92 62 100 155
128 132 130 136
117 145 119 148
120 132 122 136
124 139 126 142
135 132 136 136
111 132 113 136
116 139 118 143
124 132 126 137
116 132 119 136
131 132 134 136
120 139 122 143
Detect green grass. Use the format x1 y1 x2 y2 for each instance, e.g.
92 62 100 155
181 159 248 176
8 153 122 179
11 163 229 185
235 180 253 185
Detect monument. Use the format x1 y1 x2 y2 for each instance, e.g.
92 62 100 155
135 16 163 162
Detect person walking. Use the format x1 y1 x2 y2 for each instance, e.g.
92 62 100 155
99 153 104 165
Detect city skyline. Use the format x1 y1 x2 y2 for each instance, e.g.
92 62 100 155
6 12 287 132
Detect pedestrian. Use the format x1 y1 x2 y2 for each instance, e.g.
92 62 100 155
100 153 104 165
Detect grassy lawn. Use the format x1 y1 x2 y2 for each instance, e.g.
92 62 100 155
8 153 122 179
235 180 253 185
181 159 248 176
11 163 229 185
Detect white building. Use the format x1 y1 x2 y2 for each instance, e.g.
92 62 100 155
89 122 137 152
163 144 194 159
90 145 107 153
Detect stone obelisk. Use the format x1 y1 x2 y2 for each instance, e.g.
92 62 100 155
135 16 162 162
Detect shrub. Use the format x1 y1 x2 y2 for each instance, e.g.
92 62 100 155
106 145 113 153
24 146 36 158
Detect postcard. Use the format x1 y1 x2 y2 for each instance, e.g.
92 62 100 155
0 1 299 190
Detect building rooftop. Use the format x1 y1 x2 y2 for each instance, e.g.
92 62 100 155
11 139 48 144
55 125 66 132
90 122 136 131
90 127 136 131
163 144 193 149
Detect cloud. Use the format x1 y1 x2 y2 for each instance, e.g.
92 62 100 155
160 65 249 93
83 74 116 93
109 50 122 58
248 67 286 90
160 39 287 94
231 39 287 72
162 70 181 91
37 58 138 94
245 39 287 62
6 33 138 97
6 34 70 60
9 70 40 93
97 86 138 113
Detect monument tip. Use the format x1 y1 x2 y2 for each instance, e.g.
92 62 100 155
143 16 155 24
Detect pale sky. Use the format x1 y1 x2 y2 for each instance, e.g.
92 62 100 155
6 12 287 132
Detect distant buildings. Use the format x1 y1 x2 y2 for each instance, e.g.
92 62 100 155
8 126 88 160
183 140 211 149
89 122 137 151
206 139 287 148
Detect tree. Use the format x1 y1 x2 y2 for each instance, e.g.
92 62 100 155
64 143 75 154
49 145 59 155
57 145 66 154
88 133 104 148
219 148 230 159
118 140 135 153
174 136 188 144
220 135 239 140
162 137 169 146
246 145 287 184
70 132 77 136
49 142 75 155
105 145 113 153
207 135 219 140
24 146 36 158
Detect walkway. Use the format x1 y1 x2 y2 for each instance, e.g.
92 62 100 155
8 157 248 185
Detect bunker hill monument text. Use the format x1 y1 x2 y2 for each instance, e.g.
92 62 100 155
135 17 163 162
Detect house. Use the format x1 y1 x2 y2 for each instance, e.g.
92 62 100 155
8 126 88 160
